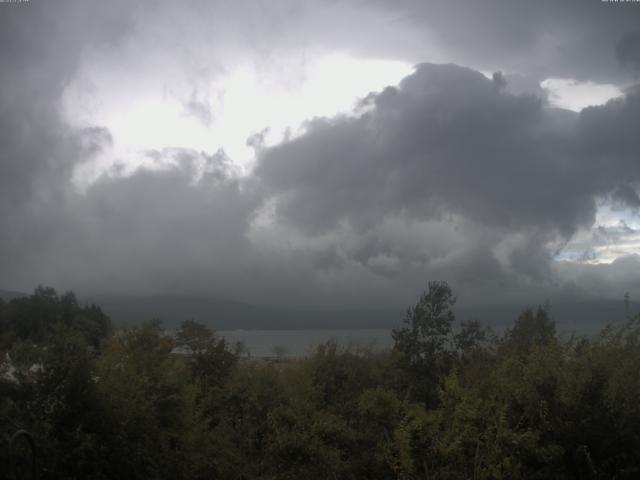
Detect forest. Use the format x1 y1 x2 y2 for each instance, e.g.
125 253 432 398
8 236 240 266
1 282 640 479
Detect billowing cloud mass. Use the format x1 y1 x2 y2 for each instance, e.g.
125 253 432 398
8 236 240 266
1 0 640 311
255 63 640 305
372 0 640 83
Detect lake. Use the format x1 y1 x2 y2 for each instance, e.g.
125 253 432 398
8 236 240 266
218 329 393 358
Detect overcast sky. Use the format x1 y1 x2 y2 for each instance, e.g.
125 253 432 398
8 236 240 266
1 0 640 309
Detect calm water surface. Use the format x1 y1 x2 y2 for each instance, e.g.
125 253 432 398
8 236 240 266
218 329 393 358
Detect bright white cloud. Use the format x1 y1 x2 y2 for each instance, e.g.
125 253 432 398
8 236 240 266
62 52 412 188
556 203 640 264
542 77 622 111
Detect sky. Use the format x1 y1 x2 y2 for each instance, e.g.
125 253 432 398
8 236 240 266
1 0 640 310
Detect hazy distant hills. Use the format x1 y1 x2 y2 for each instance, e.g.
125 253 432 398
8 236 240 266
0 289 28 301
456 300 638 335
2 288 635 333
86 295 402 330
87 295 637 333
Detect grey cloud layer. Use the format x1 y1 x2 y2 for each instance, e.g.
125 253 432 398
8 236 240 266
1 1 640 309
259 65 589 235
0 1 131 279
371 0 640 84
254 63 640 304
11 62 634 308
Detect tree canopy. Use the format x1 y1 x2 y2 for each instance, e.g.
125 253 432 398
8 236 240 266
2 284 640 479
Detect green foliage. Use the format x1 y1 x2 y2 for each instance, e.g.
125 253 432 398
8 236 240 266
392 281 466 407
175 319 214 354
176 319 238 391
2 284 640 479
503 305 556 353
0 286 111 352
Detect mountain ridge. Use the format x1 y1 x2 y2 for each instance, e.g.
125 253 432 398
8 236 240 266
2 289 636 333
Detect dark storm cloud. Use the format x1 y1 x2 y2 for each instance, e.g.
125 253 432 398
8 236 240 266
255 63 640 301
370 0 640 84
2 0 640 310
616 31 640 76
502 73 548 100
611 184 640 210
578 94 640 178
0 1 129 201
258 64 590 236
3 147 263 296
0 1 130 279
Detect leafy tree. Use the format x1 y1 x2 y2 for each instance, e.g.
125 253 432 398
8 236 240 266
176 319 237 391
0 286 111 351
94 321 189 479
175 319 214 354
392 280 457 407
12 325 106 479
503 306 556 353
4 283 640 479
